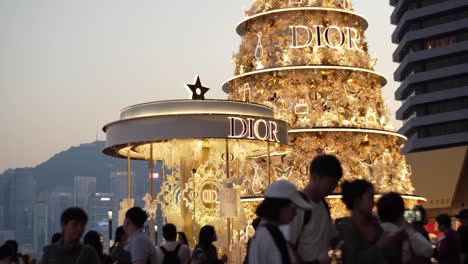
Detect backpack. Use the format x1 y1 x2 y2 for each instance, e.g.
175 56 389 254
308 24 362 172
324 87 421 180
160 244 182 264
295 192 331 247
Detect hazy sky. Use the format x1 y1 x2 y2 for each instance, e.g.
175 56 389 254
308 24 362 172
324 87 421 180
0 1 400 174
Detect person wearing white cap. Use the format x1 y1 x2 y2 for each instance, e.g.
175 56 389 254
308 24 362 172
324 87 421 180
246 180 312 264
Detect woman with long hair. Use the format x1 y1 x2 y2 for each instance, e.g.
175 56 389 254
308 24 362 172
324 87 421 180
340 180 405 264
83 230 113 264
178 232 190 248
192 226 227 264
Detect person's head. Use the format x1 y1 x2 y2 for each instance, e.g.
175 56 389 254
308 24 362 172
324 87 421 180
115 226 127 244
60 207 88 243
4 240 18 255
456 209 468 226
341 180 374 216
413 205 428 225
124 207 148 235
51 233 62 243
83 230 103 255
199 225 216 245
309 155 343 197
0 244 13 260
162 223 177 242
256 180 312 225
377 192 405 223
436 214 452 233
178 232 189 246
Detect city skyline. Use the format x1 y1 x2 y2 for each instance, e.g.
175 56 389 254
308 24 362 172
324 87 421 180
0 1 400 174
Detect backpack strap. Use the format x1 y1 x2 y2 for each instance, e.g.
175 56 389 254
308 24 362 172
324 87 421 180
296 192 312 248
298 192 313 230
263 223 291 264
173 243 182 254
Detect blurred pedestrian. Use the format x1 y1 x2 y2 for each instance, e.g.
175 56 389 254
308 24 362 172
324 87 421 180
285 155 343 264
247 180 312 264
377 192 432 263
434 214 462 264
457 209 468 264
192 225 227 264
110 226 131 264
340 180 406 264
123 207 157 264
3 241 23 264
178 232 190 248
38 207 100 264
83 230 113 264
0 244 14 264
155 223 191 264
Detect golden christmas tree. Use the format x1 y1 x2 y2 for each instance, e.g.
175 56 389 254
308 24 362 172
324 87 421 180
223 0 423 217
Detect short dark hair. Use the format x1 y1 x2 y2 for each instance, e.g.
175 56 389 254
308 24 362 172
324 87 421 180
4 240 17 253
115 226 125 243
162 223 177 241
198 225 216 245
310 155 343 180
51 233 62 243
178 232 189 246
341 180 373 210
60 207 88 226
436 214 452 229
256 198 291 221
125 207 148 228
377 192 404 223
0 244 13 258
83 230 103 255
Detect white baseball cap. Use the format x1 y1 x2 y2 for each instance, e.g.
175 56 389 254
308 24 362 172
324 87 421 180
264 180 312 209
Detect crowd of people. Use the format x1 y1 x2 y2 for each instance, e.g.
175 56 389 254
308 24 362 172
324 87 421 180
1 154 468 264
247 155 468 264
0 205 228 264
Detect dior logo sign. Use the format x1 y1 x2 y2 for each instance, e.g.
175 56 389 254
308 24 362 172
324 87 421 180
289 25 362 51
228 117 280 143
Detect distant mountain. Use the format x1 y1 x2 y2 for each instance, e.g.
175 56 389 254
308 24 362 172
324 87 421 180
0 141 148 193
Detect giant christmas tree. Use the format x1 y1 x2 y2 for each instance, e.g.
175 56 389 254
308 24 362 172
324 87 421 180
223 0 421 217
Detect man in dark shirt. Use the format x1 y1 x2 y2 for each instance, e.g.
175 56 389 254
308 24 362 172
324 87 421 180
457 209 468 264
38 207 100 264
435 214 462 264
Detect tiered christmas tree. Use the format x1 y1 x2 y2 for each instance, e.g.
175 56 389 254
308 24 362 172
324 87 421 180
224 0 421 217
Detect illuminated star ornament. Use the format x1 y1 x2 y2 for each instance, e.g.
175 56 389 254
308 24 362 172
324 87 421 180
185 75 210 100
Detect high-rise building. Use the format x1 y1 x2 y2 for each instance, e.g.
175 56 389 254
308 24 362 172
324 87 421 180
49 191 73 234
390 0 468 216
73 176 96 209
7 169 36 245
88 192 113 251
33 193 48 255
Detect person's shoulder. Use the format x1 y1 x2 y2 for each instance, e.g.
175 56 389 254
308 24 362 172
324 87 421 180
82 244 100 257
132 233 153 245
180 244 191 251
448 229 461 240
251 225 275 243
43 243 61 254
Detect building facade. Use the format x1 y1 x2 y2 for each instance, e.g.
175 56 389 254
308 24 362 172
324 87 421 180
390 0 468 216
73 176 96 210
88 192 113 250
